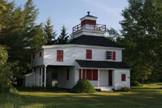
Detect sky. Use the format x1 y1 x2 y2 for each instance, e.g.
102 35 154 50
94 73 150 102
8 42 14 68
14 0 128 34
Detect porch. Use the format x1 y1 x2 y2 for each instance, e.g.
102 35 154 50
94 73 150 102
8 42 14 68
46 65 75 89
76 60 130 91
79 68 114 91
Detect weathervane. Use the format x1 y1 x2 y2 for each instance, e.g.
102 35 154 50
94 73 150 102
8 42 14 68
87 11 90 15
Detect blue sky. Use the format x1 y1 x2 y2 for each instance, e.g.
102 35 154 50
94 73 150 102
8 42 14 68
14 0 128 34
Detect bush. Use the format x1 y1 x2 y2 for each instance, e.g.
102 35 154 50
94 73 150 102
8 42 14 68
0 84 10 93
131 81 141 86
72 80 96 93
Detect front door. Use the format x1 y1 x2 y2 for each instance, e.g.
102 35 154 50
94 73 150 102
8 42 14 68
108 70 113 86
100 71 108 86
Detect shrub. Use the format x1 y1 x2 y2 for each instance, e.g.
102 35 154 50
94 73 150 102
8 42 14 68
72 80 96 93
131 81 141 86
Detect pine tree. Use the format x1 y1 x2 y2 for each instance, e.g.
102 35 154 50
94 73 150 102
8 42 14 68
0 0 46 86
119 0 153 83
119 0 162 83
57 26 69 44
106 28 120 41
44 18 56 44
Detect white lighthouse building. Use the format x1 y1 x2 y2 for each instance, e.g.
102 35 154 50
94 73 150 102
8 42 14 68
25 12 130 91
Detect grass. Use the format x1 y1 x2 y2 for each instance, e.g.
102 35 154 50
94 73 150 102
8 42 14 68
0 83 162 108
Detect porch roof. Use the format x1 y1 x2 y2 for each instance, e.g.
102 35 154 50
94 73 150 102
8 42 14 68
76 60 130 69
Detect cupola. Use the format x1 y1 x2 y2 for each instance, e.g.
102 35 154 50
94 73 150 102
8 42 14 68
80 11 97 26
72 11 106 38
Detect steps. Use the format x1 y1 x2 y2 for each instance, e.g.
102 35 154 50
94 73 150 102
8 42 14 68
95 87 113 91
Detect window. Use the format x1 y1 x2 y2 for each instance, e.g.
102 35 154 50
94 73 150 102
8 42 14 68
121 74 126 81
57 50 64 62
86 49 92 59
106 51 116 60
79 69 98 81
106 51 112 59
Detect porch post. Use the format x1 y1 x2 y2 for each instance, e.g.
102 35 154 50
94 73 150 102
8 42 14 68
81 68 83 79
40 67 43 87
44 66 47 87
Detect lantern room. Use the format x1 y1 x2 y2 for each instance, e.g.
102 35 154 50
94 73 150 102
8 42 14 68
72 11 106 38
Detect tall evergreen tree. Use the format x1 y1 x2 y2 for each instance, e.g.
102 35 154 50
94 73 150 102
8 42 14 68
44 18 56 44
119 0 162 83
0 0 46 85
106 28 120 41
57 26 69 44
0 45 13 91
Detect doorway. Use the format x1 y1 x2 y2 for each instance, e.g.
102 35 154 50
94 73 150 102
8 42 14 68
108 70 113 86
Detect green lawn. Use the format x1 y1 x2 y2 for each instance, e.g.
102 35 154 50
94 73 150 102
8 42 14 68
0 83 162 108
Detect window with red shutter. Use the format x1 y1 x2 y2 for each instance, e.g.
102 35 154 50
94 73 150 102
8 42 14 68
57 50 63 62
86 49 92 59
86 69 92 80
112 51 116 60
92 69 98 80
106 51 116 60
79 69 98 81
121 74 126 81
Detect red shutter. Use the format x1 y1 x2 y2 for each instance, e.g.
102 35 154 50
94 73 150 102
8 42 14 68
86 69 92 80
57 50 63 62
86 49 92 59
112 51 116 60
121 74 126 81
93 69 98 80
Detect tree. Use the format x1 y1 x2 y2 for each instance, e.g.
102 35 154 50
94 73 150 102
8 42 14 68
0 46 12 91
106 28 120 41
119 0 162 83
57 26 69 44
44 18 57 44
0 0 46 86
30 24 46 49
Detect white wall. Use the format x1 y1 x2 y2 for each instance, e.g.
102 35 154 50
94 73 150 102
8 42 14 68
25 67 43 87
32 50 44 66
40 45 122 66
113 69 130 90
